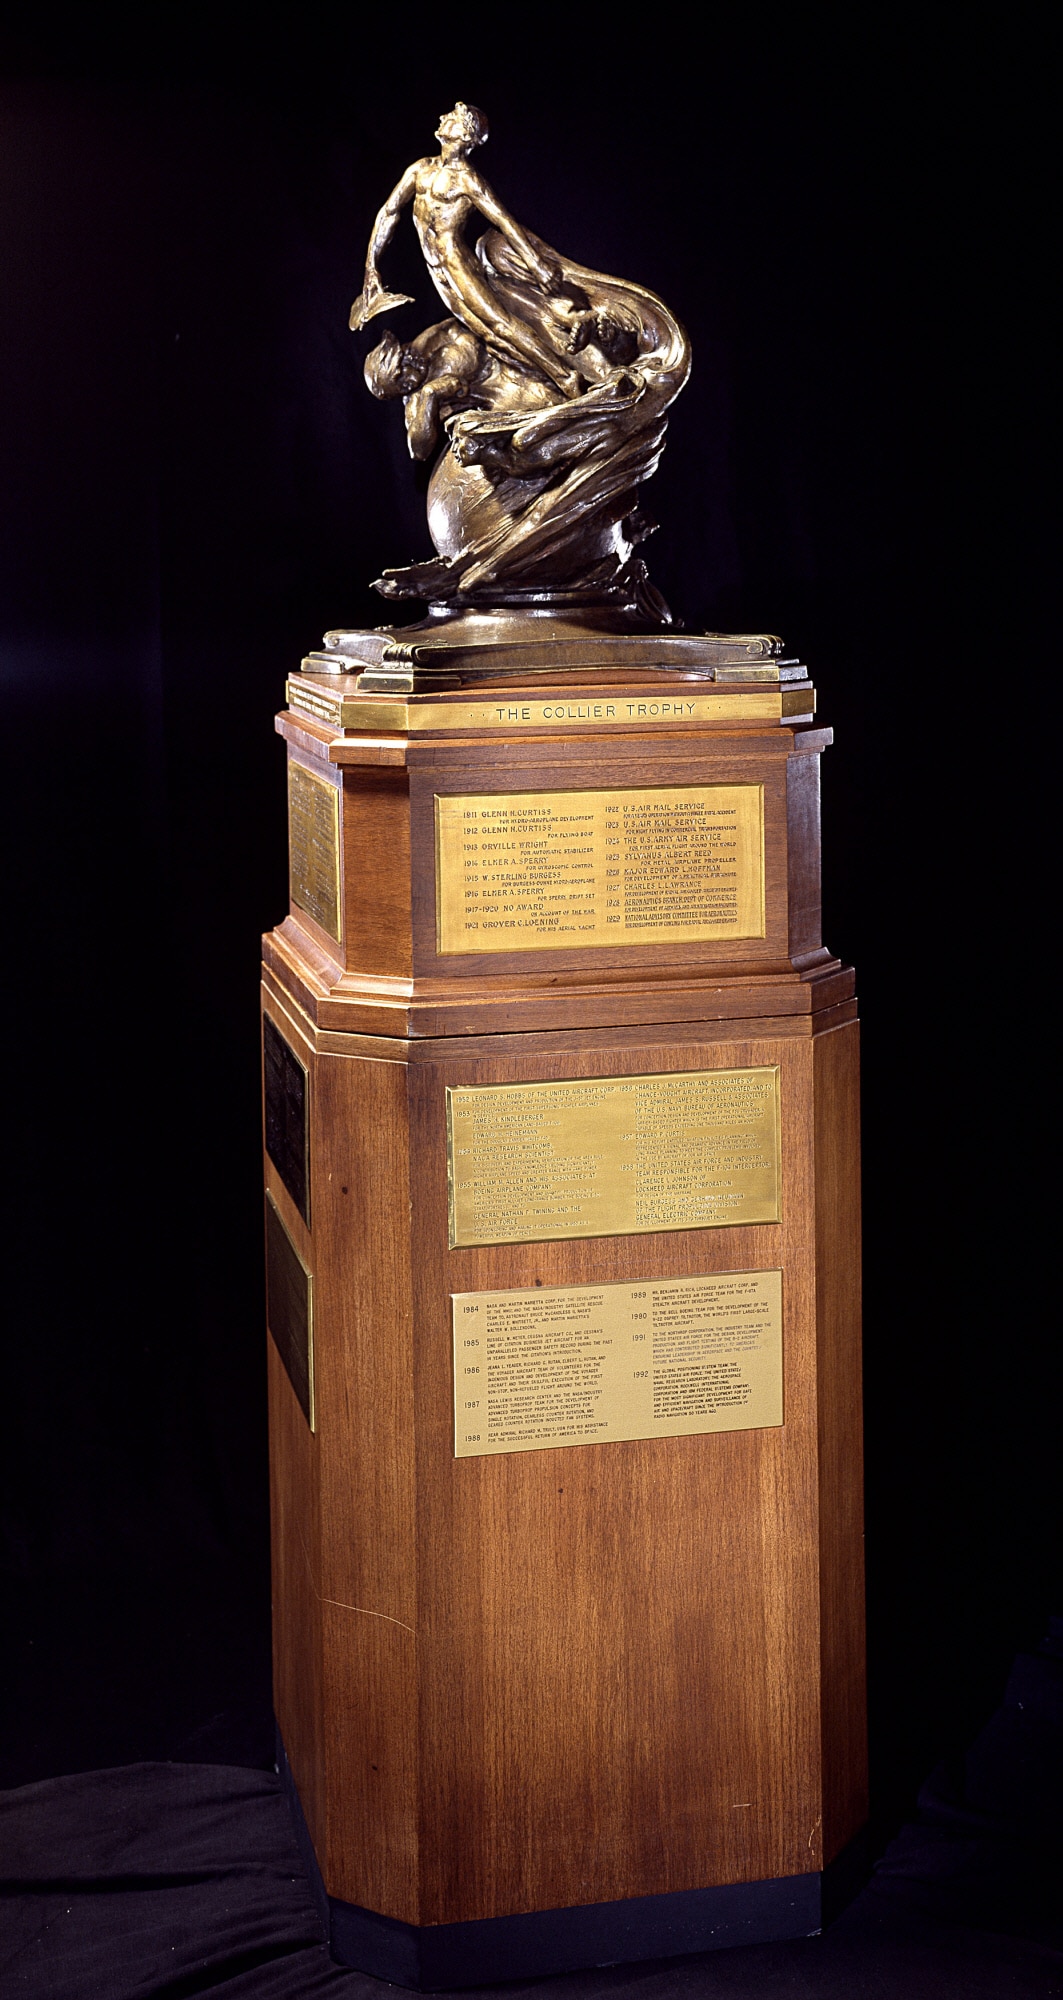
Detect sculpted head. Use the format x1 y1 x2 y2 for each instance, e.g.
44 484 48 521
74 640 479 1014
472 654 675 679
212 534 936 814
435 102 488 153
364 330 425 400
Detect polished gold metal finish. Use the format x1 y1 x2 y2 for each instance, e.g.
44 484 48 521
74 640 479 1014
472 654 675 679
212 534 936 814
287 762 341 941
446 1066 780 1248
287 677 809 732
452 1269 783 1458
435 785 765 955
348 102 690 625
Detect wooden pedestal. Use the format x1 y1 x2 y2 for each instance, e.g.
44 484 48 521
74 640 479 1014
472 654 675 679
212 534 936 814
262 666 866 1986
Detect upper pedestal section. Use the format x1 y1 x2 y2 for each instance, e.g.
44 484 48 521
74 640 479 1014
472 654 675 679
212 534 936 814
265 650 851 1041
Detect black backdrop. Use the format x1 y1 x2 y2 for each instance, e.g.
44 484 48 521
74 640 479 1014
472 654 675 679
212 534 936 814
0 12 1054 1857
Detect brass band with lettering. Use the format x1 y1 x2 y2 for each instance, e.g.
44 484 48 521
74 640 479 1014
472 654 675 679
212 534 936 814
453 1270 783 1458
447 1066 780 1248
286 679 813 732
436 784 765 954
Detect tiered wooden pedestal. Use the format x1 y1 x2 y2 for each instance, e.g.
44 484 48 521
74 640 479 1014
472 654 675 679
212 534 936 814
262 662 866 1988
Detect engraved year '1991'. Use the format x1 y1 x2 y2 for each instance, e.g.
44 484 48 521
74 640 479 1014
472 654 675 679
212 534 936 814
452 1271 783 1459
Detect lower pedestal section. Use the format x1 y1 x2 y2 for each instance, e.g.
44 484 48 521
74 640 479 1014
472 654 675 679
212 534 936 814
279 1734 863 1989
266 1000 865 1925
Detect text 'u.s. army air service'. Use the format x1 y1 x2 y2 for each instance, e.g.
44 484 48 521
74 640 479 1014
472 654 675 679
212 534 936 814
435 785 764 952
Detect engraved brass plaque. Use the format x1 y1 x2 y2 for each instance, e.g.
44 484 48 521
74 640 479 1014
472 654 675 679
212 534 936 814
263 1014 310 1224
435 785 764 953
447 1067 780 1248
265 1192 314 1430
453 1269 783 1458
288 761 341 940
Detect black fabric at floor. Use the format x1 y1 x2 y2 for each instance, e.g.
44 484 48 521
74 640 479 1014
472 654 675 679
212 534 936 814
0 1763 345 1996
2 1635 1061 1999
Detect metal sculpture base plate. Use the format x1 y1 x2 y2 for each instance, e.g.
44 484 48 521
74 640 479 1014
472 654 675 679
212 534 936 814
303 611 790 692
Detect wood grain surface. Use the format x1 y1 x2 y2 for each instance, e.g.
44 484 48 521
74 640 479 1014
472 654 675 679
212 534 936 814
813 1019 868 1859
264 687 865 1927
265 994 865 1923
274 705 834 1005
263 1002 326 1863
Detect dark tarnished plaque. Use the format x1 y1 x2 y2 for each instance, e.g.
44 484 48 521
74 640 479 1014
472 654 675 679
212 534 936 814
263 1014 310 1223
265 1193 314 1429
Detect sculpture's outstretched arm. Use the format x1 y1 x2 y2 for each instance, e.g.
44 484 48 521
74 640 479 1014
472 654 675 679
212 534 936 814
350 164 420 330
464 171 558 293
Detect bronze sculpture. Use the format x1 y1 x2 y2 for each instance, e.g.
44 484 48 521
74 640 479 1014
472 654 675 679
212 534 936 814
349 102 691 625
309 105 782 683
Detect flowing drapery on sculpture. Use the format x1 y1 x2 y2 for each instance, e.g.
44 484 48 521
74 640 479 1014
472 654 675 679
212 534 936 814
349 103 691 623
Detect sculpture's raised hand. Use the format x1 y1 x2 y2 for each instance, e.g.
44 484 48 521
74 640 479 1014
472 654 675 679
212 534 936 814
349 280 415 333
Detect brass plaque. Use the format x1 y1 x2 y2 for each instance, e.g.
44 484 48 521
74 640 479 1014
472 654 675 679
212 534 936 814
453 1269 783 1458
288 761 341 940
265 1192 315 1430
447 1067 780 1248
435 785 764 953
263 1015 310 1224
